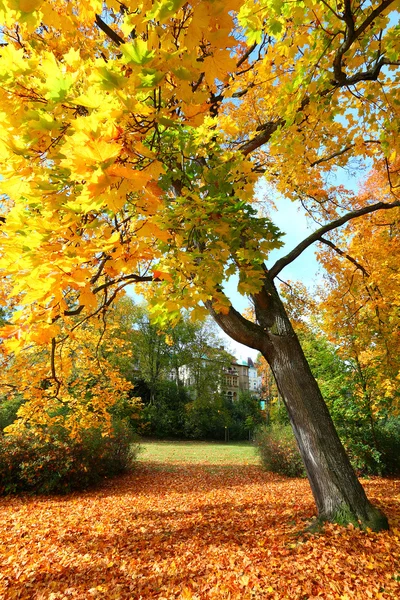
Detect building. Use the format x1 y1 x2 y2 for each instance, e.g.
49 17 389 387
247 357 263 396
223 360 248 401
223 357 263 400
174 354 262 401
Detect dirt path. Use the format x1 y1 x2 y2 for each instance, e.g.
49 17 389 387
0 463 399 599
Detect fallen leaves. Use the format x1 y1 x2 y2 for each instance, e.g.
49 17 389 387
0 464 399 599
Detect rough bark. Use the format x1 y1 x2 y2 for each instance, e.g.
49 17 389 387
207 277 389 531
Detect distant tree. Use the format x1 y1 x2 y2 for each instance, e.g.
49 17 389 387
318 169 400 421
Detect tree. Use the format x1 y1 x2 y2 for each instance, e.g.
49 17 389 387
128 302 172 404
99 298 233 437
318 169 400 422
1 0 399 529
1 312 135 439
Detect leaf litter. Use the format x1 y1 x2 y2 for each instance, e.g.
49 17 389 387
0 462 399 599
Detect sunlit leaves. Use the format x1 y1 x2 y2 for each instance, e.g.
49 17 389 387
318 168 400 417
121 39 155 66
0 0 398 420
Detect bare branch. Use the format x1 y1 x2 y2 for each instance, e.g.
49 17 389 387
268 199 400 279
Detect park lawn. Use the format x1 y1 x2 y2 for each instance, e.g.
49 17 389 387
138 440 259 465
0 442 399 599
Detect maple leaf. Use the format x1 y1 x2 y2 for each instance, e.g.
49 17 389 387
0 0 398 533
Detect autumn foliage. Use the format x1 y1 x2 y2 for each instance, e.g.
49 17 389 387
0 448 399 599
318 168 400 421
0 0 399 529
0 0 398 395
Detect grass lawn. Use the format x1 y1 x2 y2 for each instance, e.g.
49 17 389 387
138 439 259 465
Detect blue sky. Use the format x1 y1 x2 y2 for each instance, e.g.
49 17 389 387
221 195 321 361
223 161 370 360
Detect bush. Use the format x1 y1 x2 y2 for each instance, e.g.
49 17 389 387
256 424 305 477
375 418 400 475
0 419 139 495
338 417 400 476
137 381 190 438
183 393 232 440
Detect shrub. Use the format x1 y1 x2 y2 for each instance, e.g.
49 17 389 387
338 417 400 476
0 419 139 495
256 424 305 477
137 381 190 438
375 418 400 475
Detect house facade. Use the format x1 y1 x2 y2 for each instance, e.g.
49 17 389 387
170 352 262 400
223 360 248 401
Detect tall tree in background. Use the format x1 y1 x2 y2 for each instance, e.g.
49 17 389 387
317 168 400 451
105 297 230 401
0 0 399 529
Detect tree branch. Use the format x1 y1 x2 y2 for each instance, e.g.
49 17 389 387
309 140 380 166
204 298 268 353
50 337 61 397
268 199 400 279
92 272 153 295
95 14 125 46
332 0 395 85
236 42 258 69
63 273 153 317
353 0 395 43
240 120 284 156
319 237 370 277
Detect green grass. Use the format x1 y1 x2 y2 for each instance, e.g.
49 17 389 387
138 440 259 465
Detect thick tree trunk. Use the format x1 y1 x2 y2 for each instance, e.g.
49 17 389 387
207 277 389 531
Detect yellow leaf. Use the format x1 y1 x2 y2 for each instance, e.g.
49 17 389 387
80 287 97 310
18 0 43 13
139 221 171 242
107 165 152 189
74 139 121 165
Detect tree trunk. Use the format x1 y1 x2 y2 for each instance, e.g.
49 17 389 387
207 277 389 531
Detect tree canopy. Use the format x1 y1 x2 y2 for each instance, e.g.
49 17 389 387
1 0 399 356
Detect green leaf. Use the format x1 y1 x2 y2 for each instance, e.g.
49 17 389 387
146 0 186 23
139 69 165 88
121 40 155 66
96 66 126 90
45 74 73 102
270 20 283 37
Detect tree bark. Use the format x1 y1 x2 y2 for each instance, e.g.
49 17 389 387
207 277 389 531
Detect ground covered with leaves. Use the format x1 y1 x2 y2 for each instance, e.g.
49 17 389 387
0 442 399 599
